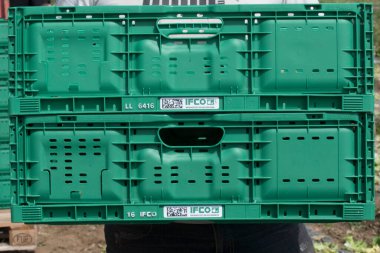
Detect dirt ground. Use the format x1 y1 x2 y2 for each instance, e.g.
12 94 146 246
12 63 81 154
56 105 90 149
36 225 105 253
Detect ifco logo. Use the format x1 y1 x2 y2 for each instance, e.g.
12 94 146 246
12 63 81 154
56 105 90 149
185 98 215 106
190 206 220 214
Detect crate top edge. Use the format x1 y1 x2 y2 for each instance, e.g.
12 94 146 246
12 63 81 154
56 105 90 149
8 3 372 17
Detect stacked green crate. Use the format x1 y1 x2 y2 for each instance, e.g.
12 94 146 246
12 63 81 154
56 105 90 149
0 19 10 209
7 4 375 223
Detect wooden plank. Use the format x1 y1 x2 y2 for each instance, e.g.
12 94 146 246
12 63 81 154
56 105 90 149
0 210 26 229
0 210 38 249
9 227 37 247
0 243 36 252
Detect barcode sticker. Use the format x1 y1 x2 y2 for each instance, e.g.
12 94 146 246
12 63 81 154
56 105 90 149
164 206 223 218
160 97 219 110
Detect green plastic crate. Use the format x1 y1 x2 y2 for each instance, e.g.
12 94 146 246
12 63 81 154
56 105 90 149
0 19 10 209
10 112 375 223
7 4 374 115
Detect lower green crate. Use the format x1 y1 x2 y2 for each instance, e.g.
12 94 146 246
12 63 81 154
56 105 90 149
10 112 375 223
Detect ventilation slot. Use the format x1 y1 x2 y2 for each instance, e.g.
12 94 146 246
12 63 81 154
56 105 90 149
343 96 364 111
19 99 40 113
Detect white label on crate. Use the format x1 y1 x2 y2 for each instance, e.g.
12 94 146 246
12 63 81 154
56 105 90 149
160 97 219 110
163 206 223 218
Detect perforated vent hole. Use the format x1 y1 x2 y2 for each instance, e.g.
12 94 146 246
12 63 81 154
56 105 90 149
297 137 305 140
282 137 290 140
154 181 162 184
49 139 57 142
222 173 229 176
222 180 229 183
171 166 178 170
154 166 162 170
171 173 178 176
283 179 290 182
312 179 320 182
327 136 335 140
205 173 213 176
188 180 196 184
205 166 213 169
297 179 305 183
205 180 213 183
79 152 87 156
171 180 178 184
222 166 229 170
65 146 72 149
65 180 72 184
154 174 162 177
64 139 71 142
80 180 87 184
312 136 320 140
327 178 335 182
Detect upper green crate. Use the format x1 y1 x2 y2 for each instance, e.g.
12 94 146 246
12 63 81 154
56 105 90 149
7 4 374 113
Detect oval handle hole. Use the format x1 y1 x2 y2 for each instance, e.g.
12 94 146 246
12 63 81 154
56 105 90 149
159 127 224 147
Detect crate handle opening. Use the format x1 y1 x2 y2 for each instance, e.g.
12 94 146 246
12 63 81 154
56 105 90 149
59 7 76 13
157 18 223 39
159 127 224 147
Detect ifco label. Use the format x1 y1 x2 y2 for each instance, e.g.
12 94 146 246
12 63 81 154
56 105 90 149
163 206 223 218
160 97 219 110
